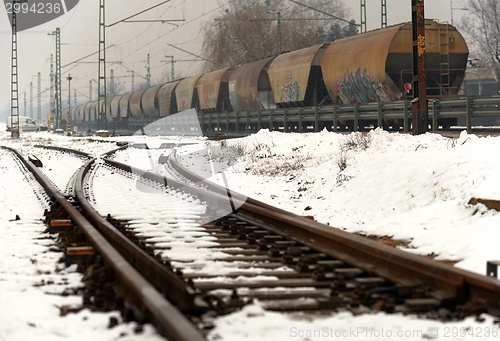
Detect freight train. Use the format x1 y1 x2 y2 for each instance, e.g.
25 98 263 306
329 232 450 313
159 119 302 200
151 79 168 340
67 19 468 135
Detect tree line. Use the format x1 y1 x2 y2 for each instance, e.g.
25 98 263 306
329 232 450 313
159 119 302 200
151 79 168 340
199 0 357 72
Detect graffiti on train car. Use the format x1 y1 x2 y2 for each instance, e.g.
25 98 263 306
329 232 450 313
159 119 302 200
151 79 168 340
281 81 300 103
335 69 399 104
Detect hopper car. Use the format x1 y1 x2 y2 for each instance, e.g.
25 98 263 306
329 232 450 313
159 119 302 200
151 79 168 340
68 19 468 134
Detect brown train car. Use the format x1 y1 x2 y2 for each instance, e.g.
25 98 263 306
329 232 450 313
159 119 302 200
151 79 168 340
89 101 98 122
175 75 201 113
228 56 276 111
119 92 132 119
196 68 234 113
84 102 92 122
110 94 123 120
320 19 468 105
70 106 79 125
157 81 180 117
98 98 112 122
140 85 162 119
267 44 329 108
129 89 148 119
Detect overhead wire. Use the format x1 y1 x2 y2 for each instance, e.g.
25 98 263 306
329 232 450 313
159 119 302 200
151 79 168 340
114 0 234 63
51 0 234 102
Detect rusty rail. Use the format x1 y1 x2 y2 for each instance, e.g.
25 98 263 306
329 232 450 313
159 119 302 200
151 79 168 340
168 149 500 313
76 157 208 314
3 146 205 341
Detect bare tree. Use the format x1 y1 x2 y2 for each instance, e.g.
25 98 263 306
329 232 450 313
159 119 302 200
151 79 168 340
106 78 126 97
460 0 500 78
200 0 356 73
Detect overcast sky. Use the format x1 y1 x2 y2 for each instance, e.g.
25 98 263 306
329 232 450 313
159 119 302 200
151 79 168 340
0 0 469 119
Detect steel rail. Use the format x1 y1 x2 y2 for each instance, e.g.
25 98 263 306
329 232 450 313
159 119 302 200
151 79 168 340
167 149 500 313
3 146 205 341
75 157 208 314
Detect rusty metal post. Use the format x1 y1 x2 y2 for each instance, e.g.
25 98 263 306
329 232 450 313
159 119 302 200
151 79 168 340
411 0 428 135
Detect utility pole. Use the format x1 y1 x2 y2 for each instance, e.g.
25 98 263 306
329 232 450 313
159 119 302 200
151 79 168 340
49 54 55 129
267 11 282 54
30 81 33 119
48 28 62 129
450 0 468 25
89 80 92 101
128 70 135 92
360 0 367 33
98 0 107 130
164 55 174 81
110 69 115 97
146 54 151 87
55 28 61 129
10 0 28 138
381 0 387 28
411 0 428 134
360 0 388 31
37 72 41 129
66 74 72 135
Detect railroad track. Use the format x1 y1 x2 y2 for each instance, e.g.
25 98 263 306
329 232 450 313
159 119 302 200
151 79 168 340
166 149 500 317
4 145 205 341
6 143 500 340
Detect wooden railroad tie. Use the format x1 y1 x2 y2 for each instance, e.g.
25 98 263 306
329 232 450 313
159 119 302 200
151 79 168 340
65 246 94 267
49 219 73 234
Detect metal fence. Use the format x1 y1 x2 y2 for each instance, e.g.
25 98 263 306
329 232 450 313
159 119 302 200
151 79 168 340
194 96 500 135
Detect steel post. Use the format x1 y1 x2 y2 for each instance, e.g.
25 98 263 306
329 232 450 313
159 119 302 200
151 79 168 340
411 0 428 135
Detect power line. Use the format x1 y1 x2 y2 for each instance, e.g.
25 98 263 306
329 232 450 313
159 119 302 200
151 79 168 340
62 44 115 68
121 19 185 27
167 43 215 64
288 0 360 27
114 0 234 63
107 0 173 27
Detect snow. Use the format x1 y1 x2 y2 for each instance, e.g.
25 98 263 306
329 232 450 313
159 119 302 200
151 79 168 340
1 123 500 340
177 128 500 274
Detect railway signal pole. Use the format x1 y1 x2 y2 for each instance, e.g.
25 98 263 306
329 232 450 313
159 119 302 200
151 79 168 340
110 69 115 97
267 10 282 54
10 0 28 138
360 0 366 33
55 28 61 130
98 0 107 131
48 28 62 130
30 81 33 119
37 72 41 130
164 55 174 81
360 0 388 31
411 0 428 135
381 0 387 28
49 54 55 128
66 74 72 135
146 54 151 88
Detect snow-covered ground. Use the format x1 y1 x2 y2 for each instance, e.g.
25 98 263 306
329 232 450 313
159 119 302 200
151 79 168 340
0 134 164 341
1 123 500 340
178 128 500 274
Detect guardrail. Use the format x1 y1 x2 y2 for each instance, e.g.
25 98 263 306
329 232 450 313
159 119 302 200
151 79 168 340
122 96 500 136
193 96 500 135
